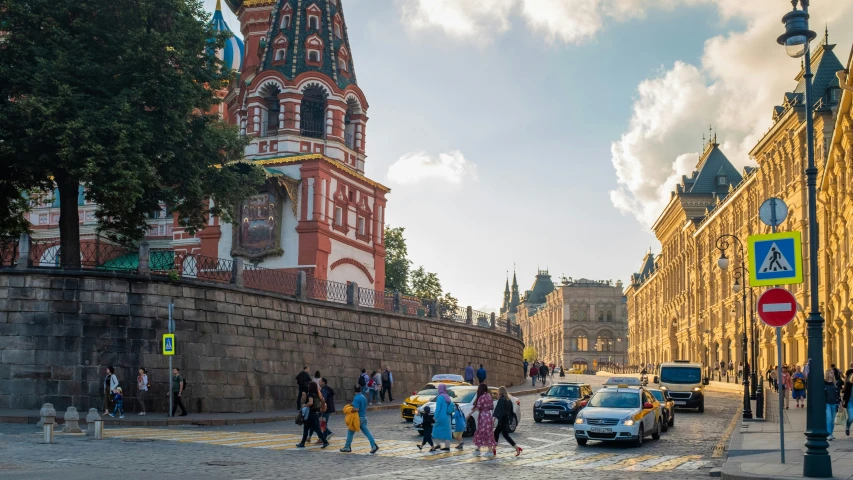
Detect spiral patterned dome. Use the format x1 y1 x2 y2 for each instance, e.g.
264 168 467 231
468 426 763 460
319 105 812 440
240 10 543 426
210 0 244 72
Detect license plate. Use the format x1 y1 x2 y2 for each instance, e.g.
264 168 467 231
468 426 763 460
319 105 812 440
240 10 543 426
545 411 559 416
674 401 686 405
590 427 612 433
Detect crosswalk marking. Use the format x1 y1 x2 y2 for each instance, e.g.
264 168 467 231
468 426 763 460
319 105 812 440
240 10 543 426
102 428 716 472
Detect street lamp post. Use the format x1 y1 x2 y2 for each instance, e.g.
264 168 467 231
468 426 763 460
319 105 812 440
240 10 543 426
777 2 830 476
717 234 752 419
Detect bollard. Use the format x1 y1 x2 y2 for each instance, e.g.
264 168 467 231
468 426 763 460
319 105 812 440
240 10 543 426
756 382 765 419
62 407 82 433
39 403 56 444
86 409 103 438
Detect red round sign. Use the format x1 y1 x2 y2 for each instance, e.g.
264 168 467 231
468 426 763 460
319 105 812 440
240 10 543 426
757 288 798 327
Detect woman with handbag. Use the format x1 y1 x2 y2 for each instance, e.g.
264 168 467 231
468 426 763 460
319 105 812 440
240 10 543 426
493 386 521 457
296 382 329 448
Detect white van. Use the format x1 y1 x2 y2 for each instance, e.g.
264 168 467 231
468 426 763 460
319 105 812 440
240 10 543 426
654 361 706 412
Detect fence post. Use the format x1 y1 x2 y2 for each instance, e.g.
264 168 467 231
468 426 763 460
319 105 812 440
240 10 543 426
490 312 496 329
347 281 359 307
232 258 244 286
394 292 402 314
296 271 307 300
16 233 30 269
465 306 473 324
137 241 150 276
431 299 440 319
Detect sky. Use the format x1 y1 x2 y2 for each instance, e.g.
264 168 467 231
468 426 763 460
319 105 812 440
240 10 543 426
206 0 853 312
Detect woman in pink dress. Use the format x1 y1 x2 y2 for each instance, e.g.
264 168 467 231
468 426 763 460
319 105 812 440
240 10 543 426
471 383 497 455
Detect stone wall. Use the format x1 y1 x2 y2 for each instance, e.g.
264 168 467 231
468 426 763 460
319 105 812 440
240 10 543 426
0 270 523 413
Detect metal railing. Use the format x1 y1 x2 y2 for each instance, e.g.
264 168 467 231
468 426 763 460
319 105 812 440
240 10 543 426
300 119 325 139
28 237 135 269
307 275 347 304
244 264 298 296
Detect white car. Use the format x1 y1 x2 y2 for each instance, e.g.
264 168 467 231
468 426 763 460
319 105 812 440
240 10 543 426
574 386 664 447
413 386 521 437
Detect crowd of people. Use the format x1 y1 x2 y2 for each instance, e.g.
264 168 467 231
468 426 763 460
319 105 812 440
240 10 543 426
99 365 188 418
522 360 563 387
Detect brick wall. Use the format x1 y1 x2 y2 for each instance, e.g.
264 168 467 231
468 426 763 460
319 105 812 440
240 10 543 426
0 270 523 413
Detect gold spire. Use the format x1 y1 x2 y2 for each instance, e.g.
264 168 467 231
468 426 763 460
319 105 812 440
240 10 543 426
215 0 222 11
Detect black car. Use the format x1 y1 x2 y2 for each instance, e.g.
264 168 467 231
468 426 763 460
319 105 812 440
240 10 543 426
648 388 675 431
533 383 592 423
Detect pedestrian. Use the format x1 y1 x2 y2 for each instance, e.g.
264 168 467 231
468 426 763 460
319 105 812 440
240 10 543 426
843 366 853 436
309 378 336 443
792 366 807 408
471 383 496 456
381 366 394 403
476 364 487 385
549 363 555 379
366 370 379 405
340 385 379 454
110 386 125 419
358 368 369 392
780 366 792 409
559 365 566 379
770 367 779 393
539 363 549 386
136 368 148 416
825 369 840 440
464 362 475 384
432 383 453 451
804 358 811 379
529 364 539 387
418 405 436 451
170 367 188 416
493 386 521 457
103 367 118 415
372 370 383 404
738 362 743 379
313 370 322 389
453 403 466 449
296 381 329 448
523 360 529 379
295 366 311 411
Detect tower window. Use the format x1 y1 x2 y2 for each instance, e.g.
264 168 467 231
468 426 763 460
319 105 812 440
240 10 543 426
274 48 286 62
718 176 727 185
308 50 320 63
334 23 341 39
281 15 290 28
309 16 319 30
357 216 365 236
338 58 347 72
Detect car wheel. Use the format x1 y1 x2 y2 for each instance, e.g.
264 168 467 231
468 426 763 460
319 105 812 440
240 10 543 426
576 438 587 446
633 425 644 447
651 419 661 440
508 414 518 433
698 401 705 413
534 417 542 423
668 413 675 427
464 417 476 437
661 415 669 433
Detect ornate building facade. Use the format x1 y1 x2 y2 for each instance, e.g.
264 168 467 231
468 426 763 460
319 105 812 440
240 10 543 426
516 272 627 369
626 37 848 372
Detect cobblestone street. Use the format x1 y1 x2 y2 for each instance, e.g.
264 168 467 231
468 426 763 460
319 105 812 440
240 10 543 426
0 378 742 480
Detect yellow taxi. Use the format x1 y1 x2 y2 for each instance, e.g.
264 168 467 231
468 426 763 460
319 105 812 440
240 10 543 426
400 374 471 421
566 368 585 375
574 384 664 447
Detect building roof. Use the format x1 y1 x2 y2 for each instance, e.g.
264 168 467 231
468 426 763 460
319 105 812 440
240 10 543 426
776 37 843 119
680 143 742 196
522 270 555 305
210 0 244 72
631 251 656 285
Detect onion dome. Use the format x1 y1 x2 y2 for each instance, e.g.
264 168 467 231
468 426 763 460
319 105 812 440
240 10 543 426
210 0 244 72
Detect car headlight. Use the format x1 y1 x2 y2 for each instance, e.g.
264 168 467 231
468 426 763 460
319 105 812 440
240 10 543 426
659 386 667 391
574 414 584 424
620 418 635 426
692 387 701 392
534 400 542 407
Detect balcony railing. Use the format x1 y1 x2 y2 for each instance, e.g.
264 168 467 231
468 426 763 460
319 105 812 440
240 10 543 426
300 119 324 139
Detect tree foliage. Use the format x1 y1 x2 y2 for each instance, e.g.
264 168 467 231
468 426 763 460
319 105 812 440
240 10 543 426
383 225 411 293
0 0 265 265
410 266 442 299
523 346 538 362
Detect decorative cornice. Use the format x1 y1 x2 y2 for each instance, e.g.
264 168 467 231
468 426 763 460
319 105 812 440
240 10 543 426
252 154 391 192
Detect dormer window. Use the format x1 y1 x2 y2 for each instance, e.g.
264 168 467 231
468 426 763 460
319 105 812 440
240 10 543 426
280 3 293 28
337 45 349 77
338 57 347 72
305 34 324 66
272 35 288 65
275 49 286 62
333 14 343 39
306 3 322 31
308 50 320 62
281 14 291 28
309 16 318 30
717 176 727 185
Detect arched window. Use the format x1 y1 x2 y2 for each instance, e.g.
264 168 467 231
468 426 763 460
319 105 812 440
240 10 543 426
597 310 604 322
259 84 281 137
606 310 613 322
300 85 326 139
281 14 291 28
570 333 588 352
308 50 320 63
338 57 347 73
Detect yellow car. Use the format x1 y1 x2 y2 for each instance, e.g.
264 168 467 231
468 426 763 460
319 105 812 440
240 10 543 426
400 374 471 421
566 368 585 375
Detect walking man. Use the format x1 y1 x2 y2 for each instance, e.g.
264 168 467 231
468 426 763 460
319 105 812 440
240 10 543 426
381 366 394 403
464 362 475 384
523 360 529 379
539 363 549 386
341 385 379 454
476 364 487 385
295 366 311 411
170 368 188 416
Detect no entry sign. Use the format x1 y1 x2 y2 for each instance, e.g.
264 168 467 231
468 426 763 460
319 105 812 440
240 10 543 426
757 288 797 327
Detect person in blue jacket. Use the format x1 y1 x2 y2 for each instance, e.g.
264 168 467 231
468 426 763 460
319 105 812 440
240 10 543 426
453 403 467 450
432 383 453 451
476 365 487 385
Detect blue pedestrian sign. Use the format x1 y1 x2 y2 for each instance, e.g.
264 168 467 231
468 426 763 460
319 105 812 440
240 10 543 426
747 231 803 287
162 334 175 356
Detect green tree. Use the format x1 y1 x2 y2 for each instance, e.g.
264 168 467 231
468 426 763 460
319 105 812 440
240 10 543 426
383 225 411 293
523 346 538 362
410 266 442 299
0 0 265 267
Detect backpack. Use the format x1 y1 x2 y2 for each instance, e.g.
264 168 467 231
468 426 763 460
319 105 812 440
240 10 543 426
382 371 390 383
358 374 367 387
794 377 805 390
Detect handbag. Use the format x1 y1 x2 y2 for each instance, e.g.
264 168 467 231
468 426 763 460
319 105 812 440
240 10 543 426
295 413 304 426
836 408 847 425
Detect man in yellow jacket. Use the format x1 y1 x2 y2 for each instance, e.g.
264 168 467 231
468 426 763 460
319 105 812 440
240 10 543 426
341 385 378 454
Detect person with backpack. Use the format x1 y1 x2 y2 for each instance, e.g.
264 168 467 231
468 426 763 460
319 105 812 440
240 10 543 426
136 367 149 416
529 364 539 387
493 386 521 457
381 366 394 403
366 370 377 405
295 367 311 411
793 365 807 408
452 403 466 450
170 367 188 417
308 377 335 443
103 366 118 415
296 381 329 448
358 368 369 394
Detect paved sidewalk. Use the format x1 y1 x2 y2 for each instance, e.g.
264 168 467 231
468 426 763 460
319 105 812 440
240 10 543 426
722 380 853 479
0 376 548 427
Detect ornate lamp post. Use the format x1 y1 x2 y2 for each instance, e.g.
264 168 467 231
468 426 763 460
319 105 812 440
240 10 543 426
777 1 830 476
717 234 752 419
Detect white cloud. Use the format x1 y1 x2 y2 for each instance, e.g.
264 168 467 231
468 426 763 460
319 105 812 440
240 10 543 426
610 0 853 227
386 150 478 185
399 0 516 43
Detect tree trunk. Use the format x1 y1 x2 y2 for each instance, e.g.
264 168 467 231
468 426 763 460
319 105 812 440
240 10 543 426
56 175 81 269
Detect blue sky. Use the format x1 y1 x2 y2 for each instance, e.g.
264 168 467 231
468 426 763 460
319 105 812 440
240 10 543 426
206 0 853 311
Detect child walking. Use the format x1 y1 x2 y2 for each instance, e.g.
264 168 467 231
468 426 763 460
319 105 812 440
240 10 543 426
110 387 125 419
417 406 436 451
453 404 466 450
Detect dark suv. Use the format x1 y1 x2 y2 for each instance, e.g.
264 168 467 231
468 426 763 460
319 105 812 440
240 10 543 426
533 382 592 423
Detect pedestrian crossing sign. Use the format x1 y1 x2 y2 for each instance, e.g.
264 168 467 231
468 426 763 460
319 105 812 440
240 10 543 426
747 231 803 287
162 334 175 356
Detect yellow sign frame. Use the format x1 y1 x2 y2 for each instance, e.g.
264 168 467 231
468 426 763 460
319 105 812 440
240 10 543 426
162 334 175 356
747 231 803 287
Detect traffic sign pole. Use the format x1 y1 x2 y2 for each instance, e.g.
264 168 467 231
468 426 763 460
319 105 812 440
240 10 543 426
772 224 785 464
168 302 174 418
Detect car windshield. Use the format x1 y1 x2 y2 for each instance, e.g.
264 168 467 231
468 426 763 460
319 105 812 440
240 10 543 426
660 367 701 384
418 389 439 396
546 386 580 398
588 391 640 409
428 390 476 404
650 390 665 402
